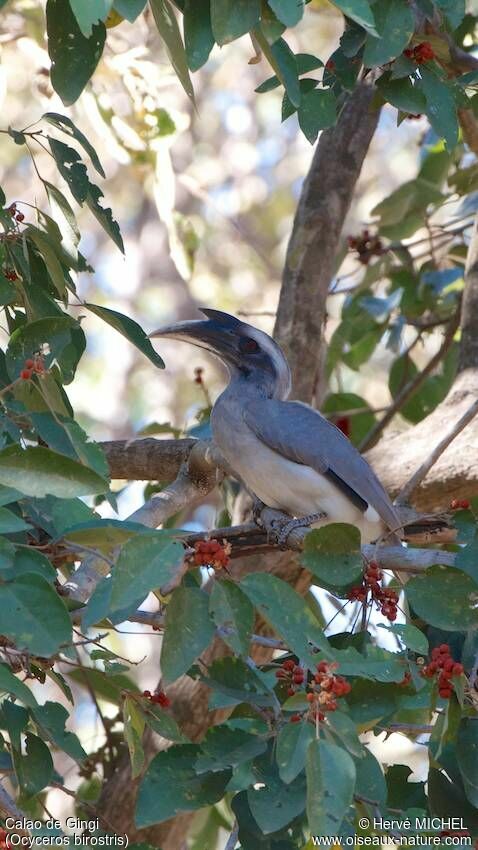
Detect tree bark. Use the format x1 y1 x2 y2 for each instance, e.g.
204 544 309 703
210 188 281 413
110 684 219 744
274 82 381 401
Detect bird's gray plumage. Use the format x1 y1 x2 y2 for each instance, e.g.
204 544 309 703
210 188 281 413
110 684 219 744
150 309 401 543
243 398 400 531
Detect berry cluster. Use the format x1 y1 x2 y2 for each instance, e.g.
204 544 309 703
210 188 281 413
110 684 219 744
20 354 45 380
2 267 18 281
275 658 305 696
288 660 352 724
404 42 435 64
142 689 171 708
192 538 231 571
422 644 464 699
348 561 399 621
194 367 204 385
7 203 25 223
450 498 470 511
347 230 384 265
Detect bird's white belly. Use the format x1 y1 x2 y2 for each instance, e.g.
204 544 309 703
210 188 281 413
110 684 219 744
217 434 384 543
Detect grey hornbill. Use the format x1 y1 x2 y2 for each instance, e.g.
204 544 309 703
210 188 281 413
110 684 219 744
150 309 402 545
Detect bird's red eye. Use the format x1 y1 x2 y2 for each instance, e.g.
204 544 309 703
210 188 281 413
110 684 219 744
239 336 259 353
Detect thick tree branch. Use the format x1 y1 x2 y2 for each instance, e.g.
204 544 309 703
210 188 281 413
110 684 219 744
101 437 194 482
274 82 381 401
459 212 478 373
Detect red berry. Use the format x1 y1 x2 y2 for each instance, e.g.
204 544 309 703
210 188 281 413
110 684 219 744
460 499 470 510
276 669 287 679
306 692 315 702
143 690 151 699
439 687 452 699
20 369 32 380
15 212 25 222
25 359 34 368
283 659 295 671
287 687 295 696
317 661 329 673
290 713 301 723
325 59 335 72
452 663 464 676
439 643 450 654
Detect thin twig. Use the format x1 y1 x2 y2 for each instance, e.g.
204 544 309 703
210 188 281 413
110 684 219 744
396 396 478 505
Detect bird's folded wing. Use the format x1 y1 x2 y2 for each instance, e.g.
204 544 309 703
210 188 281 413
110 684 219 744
243 399 401 532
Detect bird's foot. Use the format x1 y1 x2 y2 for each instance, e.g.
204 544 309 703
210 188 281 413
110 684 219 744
251 498 266 527
273 511 327 548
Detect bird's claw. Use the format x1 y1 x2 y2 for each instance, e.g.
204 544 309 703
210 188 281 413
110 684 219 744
273 511 327 548
252 498 266 527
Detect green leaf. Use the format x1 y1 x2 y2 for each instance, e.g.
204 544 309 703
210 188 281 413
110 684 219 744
0 663 38 707
0 446 108 499
406 566 478 631
32 702 86 761
113 0 148 21
123 696 146 778
301 524 363 590
276 720 315 784
84 302 165 367
161 586 215 683
377 623 429 655
69 0 113 36
456 719 478 807
110 532 185 613
435 0 465 29
363 0 413 67
44 113 105 177
150 0 195 100
48 138 124 252
355 748 387 807
6 315 85 384
0 507 32 534
298 88 337 144
240 573 332 667
0 573 71 656
377 75 427 114
326 710 364 758
419 68 459 150
268 0 304 27
136 744 231 827
44 181 80 261
14 733 53 796
209 579 253 656
196 724 267 772
306 740 356 836
183 0 214 71
211 0 260 44
248 752 306 833
46 0 106 105
264 36 301 108
256 52 323 92
203 657 277 709
67 667 137 705
331 0 377 35
142 702 188 743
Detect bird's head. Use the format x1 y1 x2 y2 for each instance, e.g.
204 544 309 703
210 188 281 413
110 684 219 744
149 308 291 399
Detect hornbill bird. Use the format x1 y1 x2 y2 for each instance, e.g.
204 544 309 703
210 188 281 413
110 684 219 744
150 309 402 544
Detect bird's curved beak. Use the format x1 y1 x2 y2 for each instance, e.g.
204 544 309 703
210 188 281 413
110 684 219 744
149 318 239 364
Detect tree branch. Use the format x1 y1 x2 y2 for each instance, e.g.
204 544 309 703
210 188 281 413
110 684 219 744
274 82 381 401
